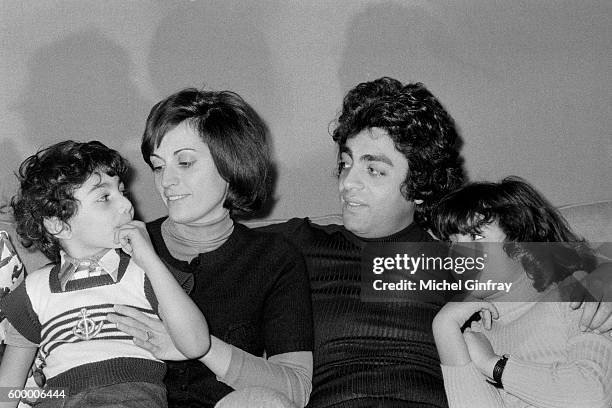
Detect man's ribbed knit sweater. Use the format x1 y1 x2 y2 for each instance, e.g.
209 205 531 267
259 218 453 408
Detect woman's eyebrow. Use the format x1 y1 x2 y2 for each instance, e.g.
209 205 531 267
150 148 196 160
173 148 196 155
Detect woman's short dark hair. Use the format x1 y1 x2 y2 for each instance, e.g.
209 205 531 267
433 176 596 291
141 88 272 215
332 77 464 229
11 140 129 263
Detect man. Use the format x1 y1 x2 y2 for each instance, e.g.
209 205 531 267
263 77 612 407
261 77 462 407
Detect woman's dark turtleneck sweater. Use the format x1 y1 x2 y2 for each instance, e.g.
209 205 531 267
147 217 313 408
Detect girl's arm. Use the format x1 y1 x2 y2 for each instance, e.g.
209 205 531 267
432 301 504 408
432 301 499 365
477 304 612 408
114 221 210 359
0 345 37 408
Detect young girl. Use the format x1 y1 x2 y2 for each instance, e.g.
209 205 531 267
431 176 612 408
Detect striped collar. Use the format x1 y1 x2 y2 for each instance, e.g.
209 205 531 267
57 249 121 291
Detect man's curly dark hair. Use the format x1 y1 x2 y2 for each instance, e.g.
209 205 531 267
11 140 129 263
332 77 464 229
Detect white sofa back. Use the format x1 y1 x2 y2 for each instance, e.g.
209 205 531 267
2 200 610 273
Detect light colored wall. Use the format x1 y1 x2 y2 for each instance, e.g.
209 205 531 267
1 0 610 223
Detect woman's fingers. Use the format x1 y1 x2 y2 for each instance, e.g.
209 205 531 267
132 336 158 352
107 313 147 337
113 304 150 320
106 304 160 339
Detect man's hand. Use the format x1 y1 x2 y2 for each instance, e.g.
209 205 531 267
568 263 612 334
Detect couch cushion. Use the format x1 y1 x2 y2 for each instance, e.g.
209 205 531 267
246 201 612 242
248 201 612 246
559 201 612 244
0 219 50 272
244 214 343 229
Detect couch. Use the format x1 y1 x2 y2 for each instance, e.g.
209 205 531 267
1 200 611 276
0 201 609 408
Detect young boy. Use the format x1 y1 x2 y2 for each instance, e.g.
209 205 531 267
0 141 210 408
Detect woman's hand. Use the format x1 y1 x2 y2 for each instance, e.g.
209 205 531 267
107 304 188 361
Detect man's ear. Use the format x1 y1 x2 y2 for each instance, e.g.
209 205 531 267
43 217 71 240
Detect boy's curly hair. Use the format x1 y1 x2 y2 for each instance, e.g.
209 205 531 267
332 77 464 229
11 140 129 263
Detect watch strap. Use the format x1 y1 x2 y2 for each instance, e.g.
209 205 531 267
492 354 509 388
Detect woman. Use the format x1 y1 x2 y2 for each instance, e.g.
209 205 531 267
108 88 313 408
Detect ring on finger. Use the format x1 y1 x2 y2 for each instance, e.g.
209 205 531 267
145 330 152 342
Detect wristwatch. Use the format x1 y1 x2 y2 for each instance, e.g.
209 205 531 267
492 354 509 388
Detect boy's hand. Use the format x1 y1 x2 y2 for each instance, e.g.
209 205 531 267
113 221 157 268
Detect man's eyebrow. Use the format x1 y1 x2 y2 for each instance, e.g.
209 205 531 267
360 154 393 166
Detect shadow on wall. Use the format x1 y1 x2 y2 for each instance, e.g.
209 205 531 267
337 2 479 94
148 1 274 115
4 30 149 219
147 1 278 218
337 1 467 178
